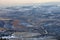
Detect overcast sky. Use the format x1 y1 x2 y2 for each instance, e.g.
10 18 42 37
0 0 59 5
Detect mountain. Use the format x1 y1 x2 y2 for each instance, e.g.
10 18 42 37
0 2 60 39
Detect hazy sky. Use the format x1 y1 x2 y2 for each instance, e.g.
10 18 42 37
0 0 60 5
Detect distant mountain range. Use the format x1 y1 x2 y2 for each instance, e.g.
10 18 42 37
0 2 60 39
